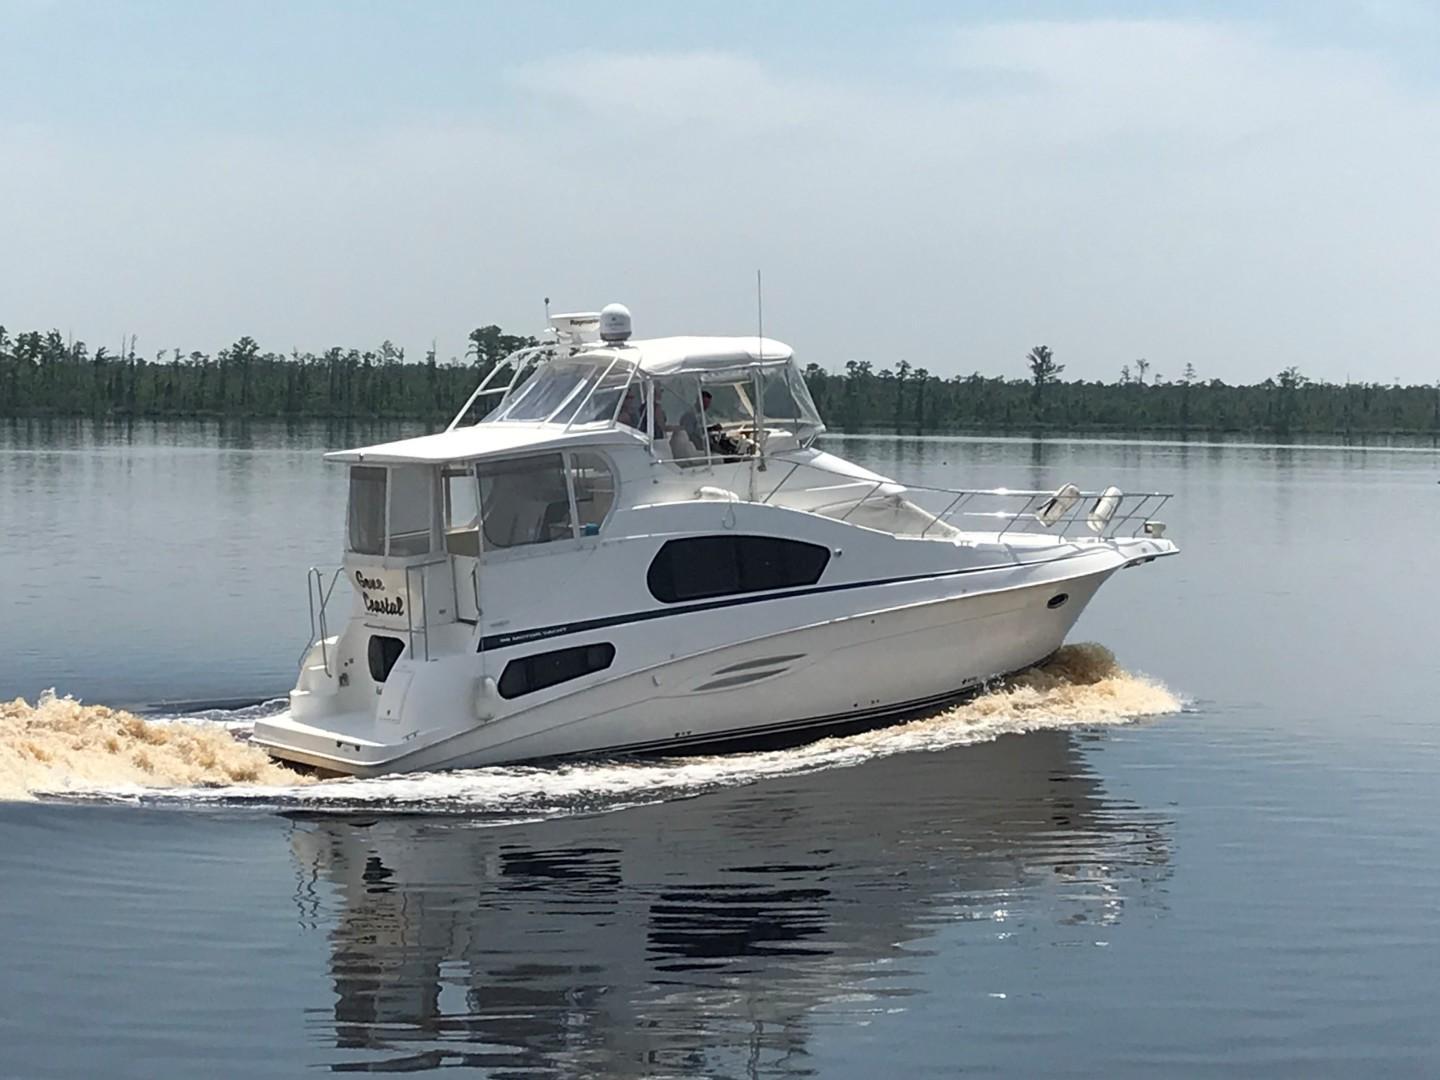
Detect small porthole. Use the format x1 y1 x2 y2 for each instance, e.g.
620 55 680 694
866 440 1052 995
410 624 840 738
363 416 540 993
1047 593 1070 610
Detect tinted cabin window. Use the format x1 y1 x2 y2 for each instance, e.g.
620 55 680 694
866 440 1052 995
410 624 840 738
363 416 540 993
647 536 830 604
348 465 433 557
368 635 405 682
348 466 387 555
498 643 616 699
387 465 433 556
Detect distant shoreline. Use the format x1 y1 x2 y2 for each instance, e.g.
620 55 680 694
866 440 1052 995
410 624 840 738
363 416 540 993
5 412 1440 444
6 325 1440 438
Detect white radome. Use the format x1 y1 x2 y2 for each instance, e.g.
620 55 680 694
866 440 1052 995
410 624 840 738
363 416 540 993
599 302 632 343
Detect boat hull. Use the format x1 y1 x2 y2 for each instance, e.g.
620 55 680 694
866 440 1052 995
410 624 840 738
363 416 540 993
253 560 1122 776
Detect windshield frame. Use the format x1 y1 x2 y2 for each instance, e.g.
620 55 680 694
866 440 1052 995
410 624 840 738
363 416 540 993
484 353 639 428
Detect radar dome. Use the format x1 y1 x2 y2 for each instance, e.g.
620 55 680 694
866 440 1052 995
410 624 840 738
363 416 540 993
599 303 632 343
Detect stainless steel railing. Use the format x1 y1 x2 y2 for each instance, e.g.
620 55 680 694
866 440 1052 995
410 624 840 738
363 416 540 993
403 558 451 663
300 566 346 673
757 460 1172 541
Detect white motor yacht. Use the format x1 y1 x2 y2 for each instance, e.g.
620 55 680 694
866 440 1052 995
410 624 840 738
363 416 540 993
252 305 1178 776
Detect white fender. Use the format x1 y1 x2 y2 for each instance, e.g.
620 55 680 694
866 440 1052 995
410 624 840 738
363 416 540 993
1035 483 1081 527
473 675 499 722
1087 486 1123 533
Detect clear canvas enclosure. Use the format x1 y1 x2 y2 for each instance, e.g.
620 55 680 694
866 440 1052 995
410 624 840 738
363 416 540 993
346 465 434 557
656 360 823 461
347 466 387 555
487 356 638 427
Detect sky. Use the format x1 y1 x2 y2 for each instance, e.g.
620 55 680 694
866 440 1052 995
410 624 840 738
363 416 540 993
2 0 1438 384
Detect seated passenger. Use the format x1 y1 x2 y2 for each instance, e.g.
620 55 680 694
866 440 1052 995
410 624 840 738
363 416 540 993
680 390 716 448
679 389 750 458
619 387 666 439
617 388 642 430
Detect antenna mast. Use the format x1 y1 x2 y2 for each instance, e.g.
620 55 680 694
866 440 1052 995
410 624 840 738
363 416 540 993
756 270 763 357
754 268 767 476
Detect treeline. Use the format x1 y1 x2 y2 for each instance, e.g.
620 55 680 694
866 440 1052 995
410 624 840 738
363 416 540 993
0 325 536 421
3 323 1439 435
801 358 1440 436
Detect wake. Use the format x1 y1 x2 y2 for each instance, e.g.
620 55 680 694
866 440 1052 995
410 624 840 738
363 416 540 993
1 643 1181 815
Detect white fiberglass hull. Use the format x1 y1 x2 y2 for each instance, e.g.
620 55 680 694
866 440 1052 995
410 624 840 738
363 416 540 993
252 549 1154 777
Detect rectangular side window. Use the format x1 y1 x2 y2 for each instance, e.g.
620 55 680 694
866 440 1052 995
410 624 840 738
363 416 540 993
347 466 387 555
387 465 433 556
477 453 573 548
570 451 616 534
443 467 481 556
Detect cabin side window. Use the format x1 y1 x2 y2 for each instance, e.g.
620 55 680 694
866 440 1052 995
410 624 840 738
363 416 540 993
347 466 387 555
646 536 831 604
387 465 433 556
569 451 616 533
443 466 481 556
477 453 574 548
347 465 434 557
497 642 616 699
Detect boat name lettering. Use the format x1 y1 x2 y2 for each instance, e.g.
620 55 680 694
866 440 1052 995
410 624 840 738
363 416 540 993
354 571 404 616
363 594 405 617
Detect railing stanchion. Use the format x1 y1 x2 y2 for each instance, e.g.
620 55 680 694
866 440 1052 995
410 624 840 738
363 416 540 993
839 480 883 522
924 492 965 538
761 462 801 504
419 572 429 661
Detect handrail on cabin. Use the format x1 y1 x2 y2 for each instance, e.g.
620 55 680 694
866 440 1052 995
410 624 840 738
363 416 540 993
756 455 1172 540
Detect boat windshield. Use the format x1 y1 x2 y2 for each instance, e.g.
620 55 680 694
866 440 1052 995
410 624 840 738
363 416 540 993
655 360 824 456
487 357 637 426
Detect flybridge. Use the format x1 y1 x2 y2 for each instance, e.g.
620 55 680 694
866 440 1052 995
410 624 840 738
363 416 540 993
331 303 822 467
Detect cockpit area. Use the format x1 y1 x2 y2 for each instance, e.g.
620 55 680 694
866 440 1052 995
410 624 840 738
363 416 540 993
458 334 826 463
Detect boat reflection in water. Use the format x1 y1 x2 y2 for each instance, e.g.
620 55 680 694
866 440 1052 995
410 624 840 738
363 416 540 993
289 731 1172 1075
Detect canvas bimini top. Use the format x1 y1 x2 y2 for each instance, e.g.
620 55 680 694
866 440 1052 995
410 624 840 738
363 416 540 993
621 335 793 374
325 331 823 466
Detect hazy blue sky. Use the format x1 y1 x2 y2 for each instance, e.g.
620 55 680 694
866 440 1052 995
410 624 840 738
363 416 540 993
3 1 1438 382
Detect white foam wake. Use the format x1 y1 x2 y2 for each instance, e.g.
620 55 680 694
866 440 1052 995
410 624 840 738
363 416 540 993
2 644 1181 814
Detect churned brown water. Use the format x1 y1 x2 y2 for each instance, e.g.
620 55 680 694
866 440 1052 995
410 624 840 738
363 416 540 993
1 643 1176 807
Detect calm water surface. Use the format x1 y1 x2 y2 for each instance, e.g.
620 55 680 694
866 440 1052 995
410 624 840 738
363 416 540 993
2 419 1439 1077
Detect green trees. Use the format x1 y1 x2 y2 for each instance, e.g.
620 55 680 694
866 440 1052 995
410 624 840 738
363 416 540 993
0 327 515 421
2 322 1439 435
466 325 538 378
1026 345 1065 419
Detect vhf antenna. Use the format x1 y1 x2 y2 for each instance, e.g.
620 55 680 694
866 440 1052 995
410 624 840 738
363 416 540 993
755 269 767 473
755 270 763 357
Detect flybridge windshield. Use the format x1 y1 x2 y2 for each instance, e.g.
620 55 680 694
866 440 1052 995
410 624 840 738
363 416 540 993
487 357 636 425
479 348 825 446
